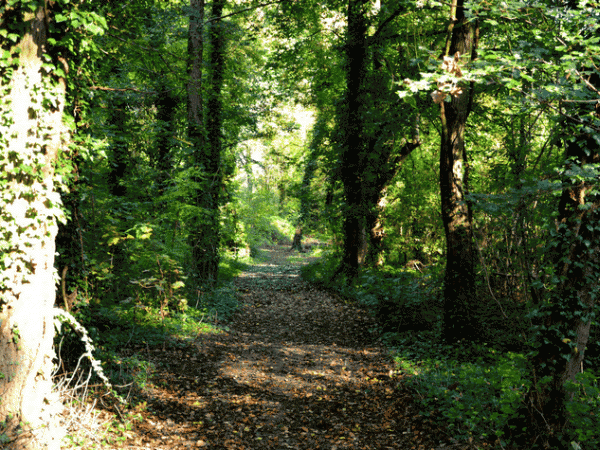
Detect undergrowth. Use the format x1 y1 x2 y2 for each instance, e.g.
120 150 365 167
394 342 531 445
54 279 241 448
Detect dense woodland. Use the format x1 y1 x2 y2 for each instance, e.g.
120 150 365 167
1 0 600 448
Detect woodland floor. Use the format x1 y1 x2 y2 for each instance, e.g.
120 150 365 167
95 244 465 450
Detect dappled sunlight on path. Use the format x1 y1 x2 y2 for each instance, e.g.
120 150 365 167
125 245 458 450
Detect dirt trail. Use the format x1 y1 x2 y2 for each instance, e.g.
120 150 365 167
127 245 454 449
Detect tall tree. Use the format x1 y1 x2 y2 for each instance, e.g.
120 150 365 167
524 110 600 449
336 0 370 280
188 0 227 282
360 0 421 266
0 4 69 449
333 0 421 278
437 0 480 343
187 0 205 150
187 0 207 280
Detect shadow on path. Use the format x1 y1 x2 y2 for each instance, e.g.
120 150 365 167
126 245 457 450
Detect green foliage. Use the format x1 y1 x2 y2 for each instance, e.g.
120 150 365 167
0 414 14 446
395 348 531 443
54 299 225 395
109 354 156 392
3 0 598 445
237 186 297 249
218 254 250 281
565 371 600 447
300 252 341 286
194 284 238 322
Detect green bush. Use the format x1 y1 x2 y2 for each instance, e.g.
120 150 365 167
565 370 600 447
300 252 339 285
195 284 238 321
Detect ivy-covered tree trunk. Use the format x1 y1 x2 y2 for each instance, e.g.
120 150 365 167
334 0 420 275
188 0 227 283
520 69 600 450
187 0 205 145
438 0 480 343
187 0 207 280
299 145 318 226
336 0 369 281
0 6 67 449
360 0 420 267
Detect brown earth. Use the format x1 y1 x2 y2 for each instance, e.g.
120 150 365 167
90 244 467 449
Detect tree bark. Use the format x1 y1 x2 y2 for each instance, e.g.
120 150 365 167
335 0 369 281
187 0 208 281
187 0 205 148
438 0 480 343
0 5 67 449
363 142 419 266
188 0 227 283
291 227 304 252
334 0 420 277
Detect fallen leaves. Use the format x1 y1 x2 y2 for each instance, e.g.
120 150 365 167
98 244 460 450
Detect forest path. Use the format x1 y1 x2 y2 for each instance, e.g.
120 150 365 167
129 244 453 450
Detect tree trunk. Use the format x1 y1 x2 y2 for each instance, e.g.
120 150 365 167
363 142 419 266
186 0 208 281
0 6 67 449
335 0 420 276
299 114 323 227
188 0 227 283
187 0 205 147
336 0 369 281
291 227 304 252
438 0 480 343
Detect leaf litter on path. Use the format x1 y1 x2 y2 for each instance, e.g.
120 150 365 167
112 244 464 450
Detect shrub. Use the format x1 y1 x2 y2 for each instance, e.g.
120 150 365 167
565 370 600 447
